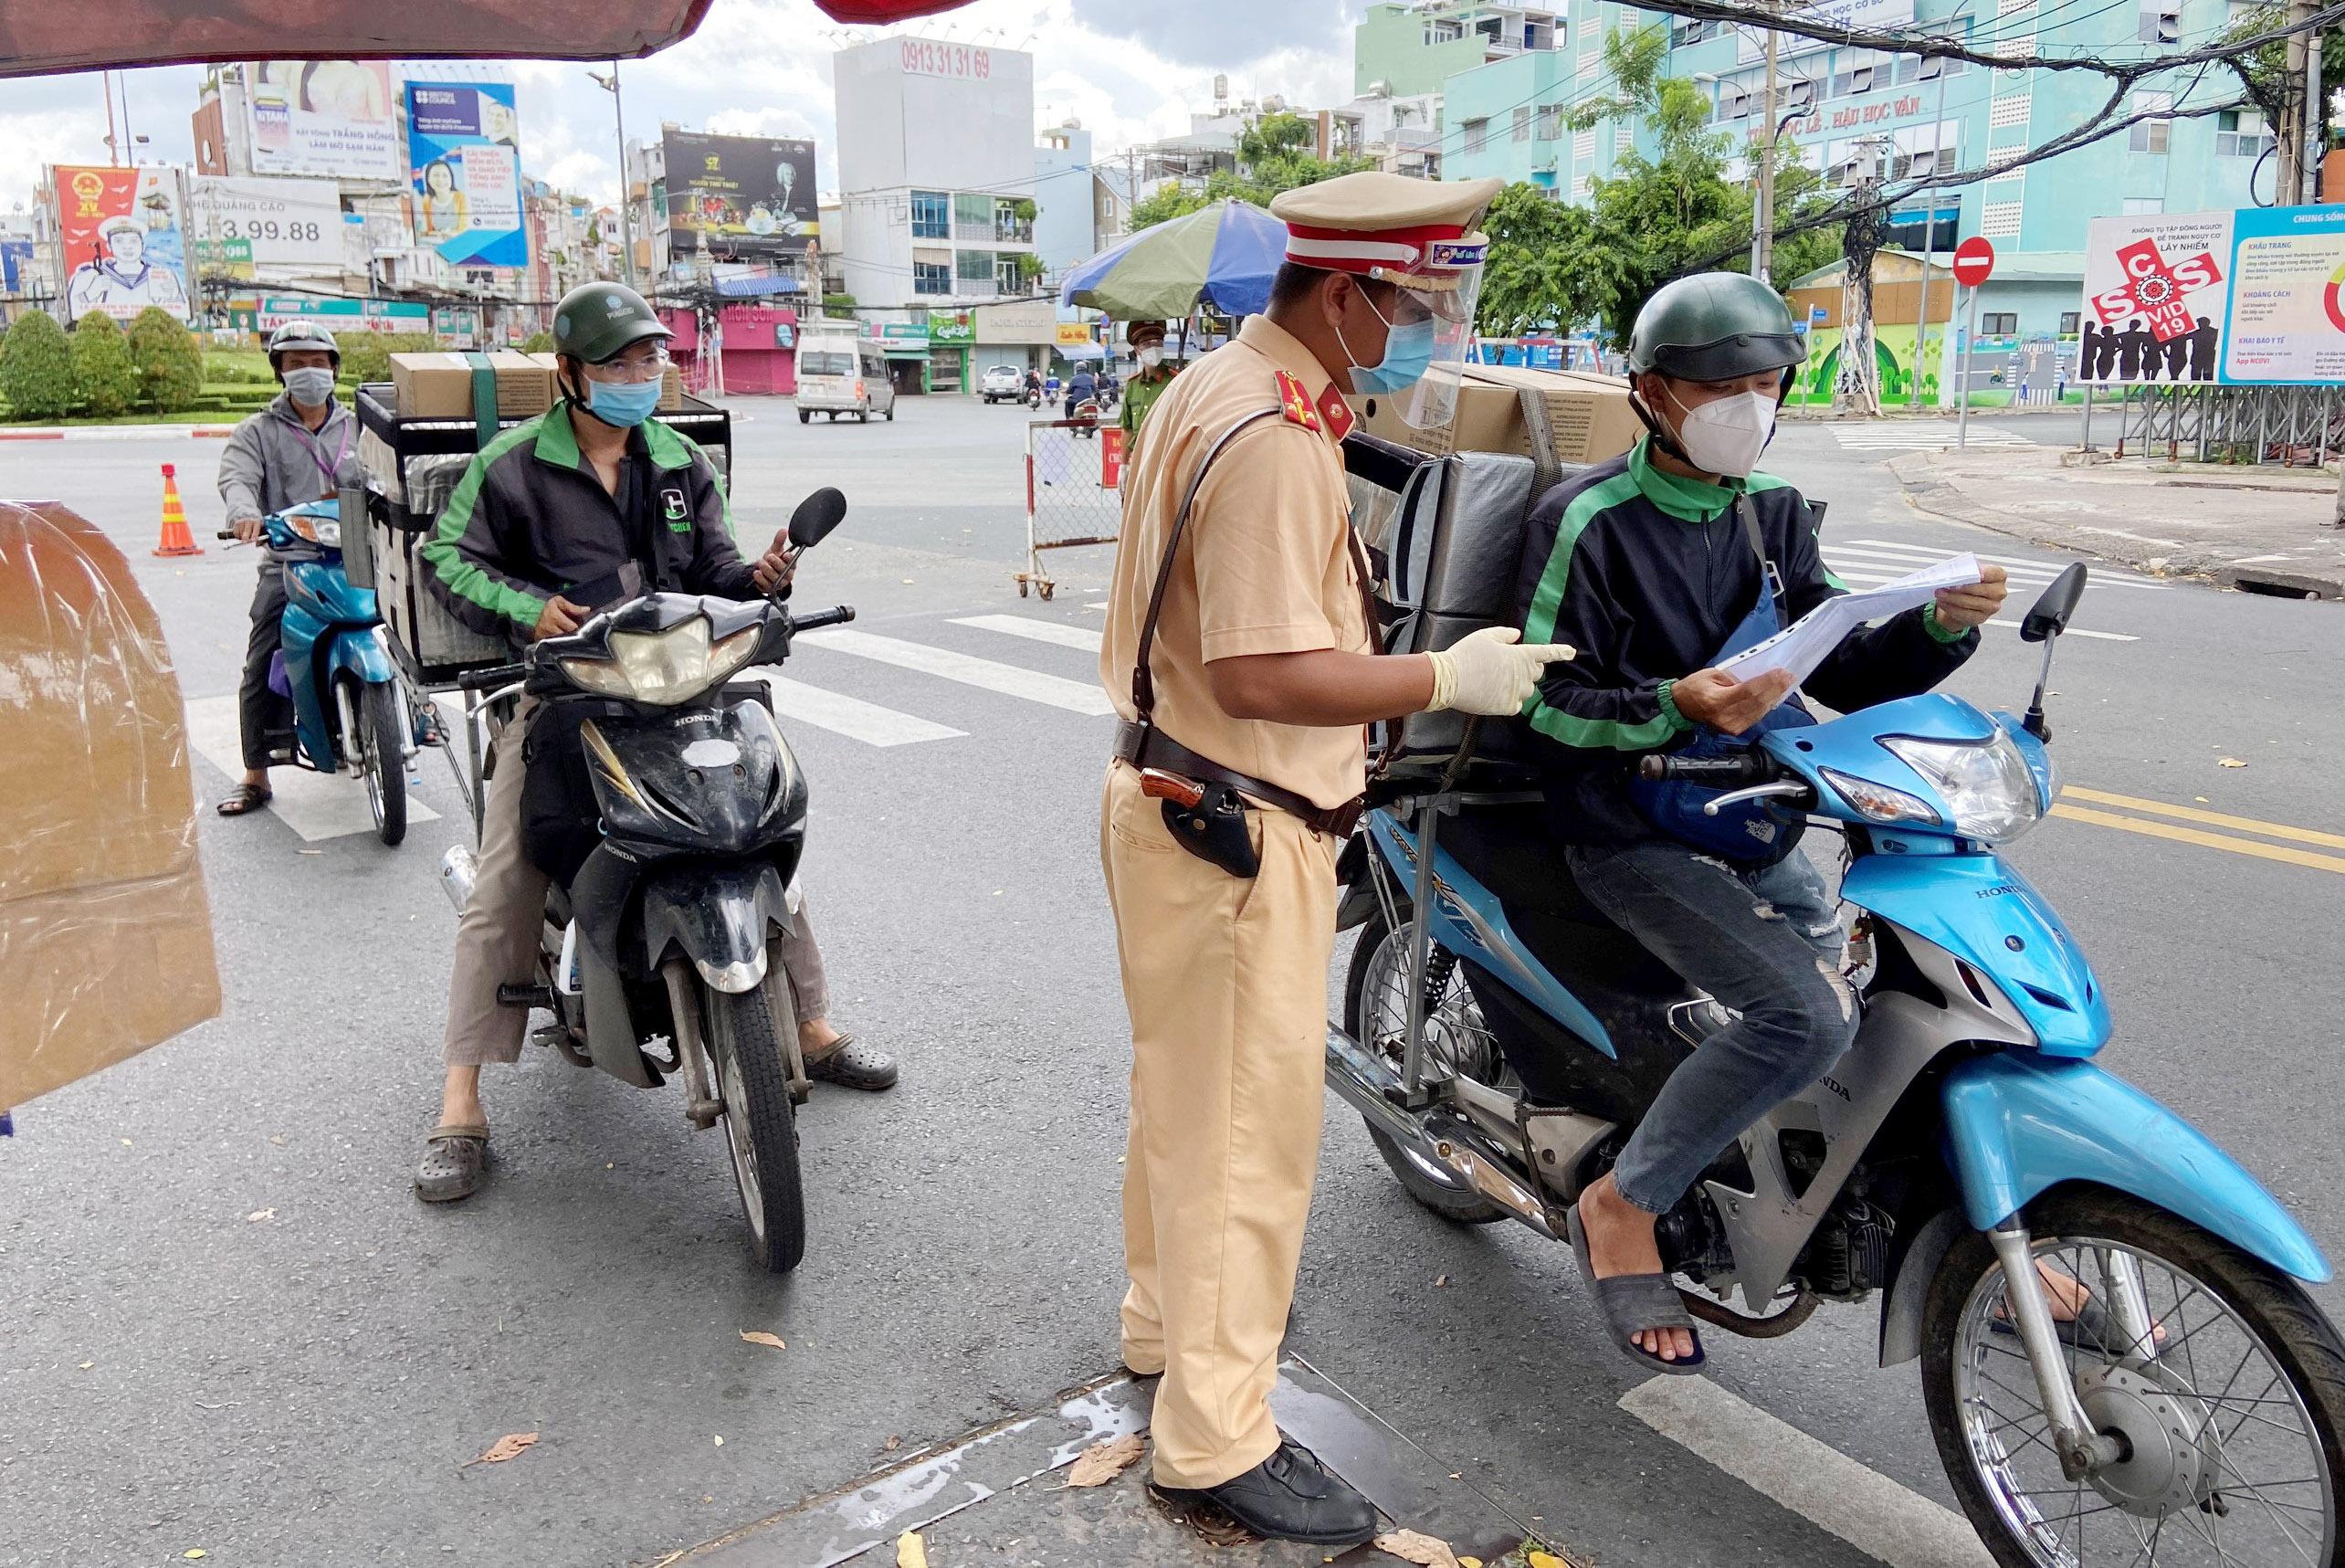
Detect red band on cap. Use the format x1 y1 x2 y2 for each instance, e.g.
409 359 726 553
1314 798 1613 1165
1282 220 1472 276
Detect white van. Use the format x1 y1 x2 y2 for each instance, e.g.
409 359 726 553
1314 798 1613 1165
794 331 897 424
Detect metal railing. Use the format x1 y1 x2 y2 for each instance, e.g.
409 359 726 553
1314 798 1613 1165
2089 383 2345 468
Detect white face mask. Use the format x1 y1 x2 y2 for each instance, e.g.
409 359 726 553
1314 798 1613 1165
1664 385 1777 479
282 365 338 408
1136 345 1162 369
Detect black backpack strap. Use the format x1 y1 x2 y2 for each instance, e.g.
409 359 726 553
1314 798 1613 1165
1131 406 1285 721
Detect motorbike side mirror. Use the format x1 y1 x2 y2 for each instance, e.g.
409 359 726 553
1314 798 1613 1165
787 487 847 550
2020 563 2087 643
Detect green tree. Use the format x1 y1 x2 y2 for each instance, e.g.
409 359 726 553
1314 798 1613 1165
1 310 80 421
126 306 205 412
821 292 857 320
69 311 141 417
518 330 557 354
1129 110 1377 231
337 331 437 388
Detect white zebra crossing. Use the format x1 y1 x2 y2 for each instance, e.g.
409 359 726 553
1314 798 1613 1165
794 626 1117 716
1827 420 2034 450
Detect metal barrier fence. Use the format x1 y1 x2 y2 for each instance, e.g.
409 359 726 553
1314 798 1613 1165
1020 415 1124 599
2088 383 2345 468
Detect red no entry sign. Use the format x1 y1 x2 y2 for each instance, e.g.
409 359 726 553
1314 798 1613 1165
1952 237 1996 289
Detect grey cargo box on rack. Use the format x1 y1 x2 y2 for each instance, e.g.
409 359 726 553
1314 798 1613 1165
1345 407 1584 784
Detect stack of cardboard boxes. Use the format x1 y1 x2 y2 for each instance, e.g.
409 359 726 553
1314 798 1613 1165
388 352 683 421
1363 362 1644 468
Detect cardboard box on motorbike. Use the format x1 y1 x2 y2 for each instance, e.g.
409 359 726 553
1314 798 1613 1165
1 501 221 1110
1361 362 1642 467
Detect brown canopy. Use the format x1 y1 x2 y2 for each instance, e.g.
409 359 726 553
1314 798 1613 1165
0 1 718 79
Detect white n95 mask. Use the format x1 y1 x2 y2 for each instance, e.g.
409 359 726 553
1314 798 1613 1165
1671 388 1777 479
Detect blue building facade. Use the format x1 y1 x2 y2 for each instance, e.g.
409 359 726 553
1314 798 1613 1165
1436 0 2277 346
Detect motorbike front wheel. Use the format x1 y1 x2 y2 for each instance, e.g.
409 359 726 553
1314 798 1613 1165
345 679 406 847
704 978 807 1274
1921 1185 2345 1568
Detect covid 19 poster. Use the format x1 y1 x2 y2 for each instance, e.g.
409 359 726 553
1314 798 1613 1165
2222 205 2345 385
405 81 527 269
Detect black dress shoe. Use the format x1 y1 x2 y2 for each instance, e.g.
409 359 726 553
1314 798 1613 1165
1158 1438 1379 1546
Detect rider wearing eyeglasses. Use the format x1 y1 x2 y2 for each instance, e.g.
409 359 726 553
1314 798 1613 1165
413 283 898 1205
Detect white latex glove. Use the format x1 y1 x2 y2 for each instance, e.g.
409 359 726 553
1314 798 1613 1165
1425 626 1575 716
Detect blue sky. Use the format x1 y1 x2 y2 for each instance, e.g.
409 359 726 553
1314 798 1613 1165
0 0 1366 214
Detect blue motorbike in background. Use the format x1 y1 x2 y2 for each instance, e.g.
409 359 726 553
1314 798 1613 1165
1331 564 2345 1568
219 500 411 846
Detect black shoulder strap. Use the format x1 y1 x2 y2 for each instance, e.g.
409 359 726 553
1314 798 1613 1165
1131 406 1285 720
1736 491 1789 624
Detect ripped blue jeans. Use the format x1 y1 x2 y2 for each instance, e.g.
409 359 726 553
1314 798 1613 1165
1563 839 1858 1217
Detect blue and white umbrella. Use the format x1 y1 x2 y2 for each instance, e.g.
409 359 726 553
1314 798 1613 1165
1058 199 1288 321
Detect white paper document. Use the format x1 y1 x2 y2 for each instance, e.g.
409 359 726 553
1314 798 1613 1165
1718 552 1982 688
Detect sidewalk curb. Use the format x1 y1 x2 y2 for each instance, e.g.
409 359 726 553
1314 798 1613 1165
0 425 237 441
1888 451 2345 599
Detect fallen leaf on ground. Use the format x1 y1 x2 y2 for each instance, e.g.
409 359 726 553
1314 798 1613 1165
2196 796 2211 803
1373 1528 1461 1566
1460 1559 1483 1567
77 1362 92 1370
1066 1432 1145 1487
1527 1552 1570 1568
1434 1274 1449 1287
184 1552 206 1561
268 1135 285 1146
464 1432 539 1467
896 1530 928 1568
738 1331 786 1351
713 1435 724 1446
2218 757 2247 768
884 1434 902 1451
247 1209 275 1223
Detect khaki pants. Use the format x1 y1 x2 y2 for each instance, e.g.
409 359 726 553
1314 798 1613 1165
1099 762 1339 1489
444 711 831 1068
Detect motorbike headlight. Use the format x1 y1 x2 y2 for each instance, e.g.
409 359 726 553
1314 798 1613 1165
1880 731 2044 844
285 512 340 548
1819 768 1941 826
559 616 762 705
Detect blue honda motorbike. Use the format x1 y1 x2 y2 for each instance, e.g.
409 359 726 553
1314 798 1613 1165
220 500 411 845
1330 565 2344 1568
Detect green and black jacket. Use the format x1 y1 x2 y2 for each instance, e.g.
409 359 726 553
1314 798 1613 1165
421 401 756 644
1510 436 1978 846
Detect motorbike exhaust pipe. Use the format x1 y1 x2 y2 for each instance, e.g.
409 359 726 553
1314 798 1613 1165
1323 1024 1558 1238
439 845 477 916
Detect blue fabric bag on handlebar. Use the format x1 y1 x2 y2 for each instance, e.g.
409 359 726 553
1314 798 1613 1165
1628 493 1814 868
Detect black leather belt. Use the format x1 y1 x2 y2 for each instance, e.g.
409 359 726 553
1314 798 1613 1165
1114 721 1364 838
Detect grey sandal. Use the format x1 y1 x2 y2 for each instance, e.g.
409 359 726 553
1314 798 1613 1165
1568 1207 1706 1374
415 1123 489 1203
804 1034 899 1091
216 783 273 816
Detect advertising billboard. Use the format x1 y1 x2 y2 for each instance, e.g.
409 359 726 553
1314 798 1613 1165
188 176 343 278
55 166 189 322
663 131 818 260
244 61 405 182
2078 209 2231 384
2220 205 2345 384
230 295 432 334
405 81 527 269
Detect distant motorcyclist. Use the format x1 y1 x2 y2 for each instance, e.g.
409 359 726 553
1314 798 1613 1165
1509 272 2008 1369
1024 367 1042 405
411 282 898 1205
1064 365 1097 420
216 320 358 817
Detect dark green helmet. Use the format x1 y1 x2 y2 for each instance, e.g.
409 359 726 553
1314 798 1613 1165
552 282 670 363
1628 272 1803 382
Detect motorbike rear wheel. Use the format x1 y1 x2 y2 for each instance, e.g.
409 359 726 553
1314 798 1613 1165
705 979 807 1274
1921 1186 2345 1568
1343 910 1509 1225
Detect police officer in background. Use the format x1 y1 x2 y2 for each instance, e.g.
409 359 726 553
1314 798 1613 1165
216 320 357 817
1098 173 1571 1546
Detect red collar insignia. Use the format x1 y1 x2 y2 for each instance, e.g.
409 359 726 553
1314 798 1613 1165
1315 383 1355 440
1275 370 1321 433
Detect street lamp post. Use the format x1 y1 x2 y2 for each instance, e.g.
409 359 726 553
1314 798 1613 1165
1754 12 1781 282
589 63 636 288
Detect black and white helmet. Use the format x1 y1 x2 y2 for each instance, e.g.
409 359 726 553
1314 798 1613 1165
265 320 341 370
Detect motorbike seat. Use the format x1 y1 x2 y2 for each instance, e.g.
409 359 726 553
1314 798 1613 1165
1439 802 1622 932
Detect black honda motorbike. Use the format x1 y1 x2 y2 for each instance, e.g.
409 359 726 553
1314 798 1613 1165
442 489 851 1272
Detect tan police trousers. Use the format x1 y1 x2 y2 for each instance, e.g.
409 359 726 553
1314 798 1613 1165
444 707 833 1068
1098 760 1339 1489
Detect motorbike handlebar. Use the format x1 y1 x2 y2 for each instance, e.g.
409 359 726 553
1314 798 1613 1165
1637 752 1776 786
789 605 856 634
458 661 530 691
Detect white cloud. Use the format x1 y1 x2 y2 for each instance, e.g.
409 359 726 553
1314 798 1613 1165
0 0 1365 211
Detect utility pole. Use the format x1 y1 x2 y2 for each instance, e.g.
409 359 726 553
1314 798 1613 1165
590 63 637 288
1753 6 1781 282
103 71 120 165
2306 24 2326 203
2284 0 2315 203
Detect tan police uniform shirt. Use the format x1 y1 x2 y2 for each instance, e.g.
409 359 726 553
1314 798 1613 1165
1099 315 1371 813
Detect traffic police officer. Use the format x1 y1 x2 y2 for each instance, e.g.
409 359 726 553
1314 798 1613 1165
1097 172 1572 1545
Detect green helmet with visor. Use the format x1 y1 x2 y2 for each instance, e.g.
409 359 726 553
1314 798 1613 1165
1627 272 1804 384
552 282 671 365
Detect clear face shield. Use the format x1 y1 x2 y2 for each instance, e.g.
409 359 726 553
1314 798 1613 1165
1368 237 1486 429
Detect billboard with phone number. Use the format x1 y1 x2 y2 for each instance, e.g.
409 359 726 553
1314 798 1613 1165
405 81 527 269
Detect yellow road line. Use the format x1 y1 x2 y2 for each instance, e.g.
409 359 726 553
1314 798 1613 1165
2050 805 2345 875
2062 786 2345 851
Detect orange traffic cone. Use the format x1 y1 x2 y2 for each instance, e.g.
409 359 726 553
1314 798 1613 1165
153 462 201 558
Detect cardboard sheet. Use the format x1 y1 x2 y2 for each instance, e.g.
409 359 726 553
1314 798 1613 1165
1 500 220 1108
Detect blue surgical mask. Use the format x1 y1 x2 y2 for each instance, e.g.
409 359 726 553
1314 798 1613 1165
282 366 337 407
1339 301 1438 396
584 376 662 427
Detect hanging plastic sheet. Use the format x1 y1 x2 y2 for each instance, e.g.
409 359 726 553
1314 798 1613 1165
1 500 220 1110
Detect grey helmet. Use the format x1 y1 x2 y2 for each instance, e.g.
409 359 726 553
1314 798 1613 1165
265 319 341 370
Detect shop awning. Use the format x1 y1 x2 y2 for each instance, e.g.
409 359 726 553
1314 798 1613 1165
0 1 716 78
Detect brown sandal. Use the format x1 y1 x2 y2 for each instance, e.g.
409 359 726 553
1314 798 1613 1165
415 1123 489 1203
216 783 273 816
